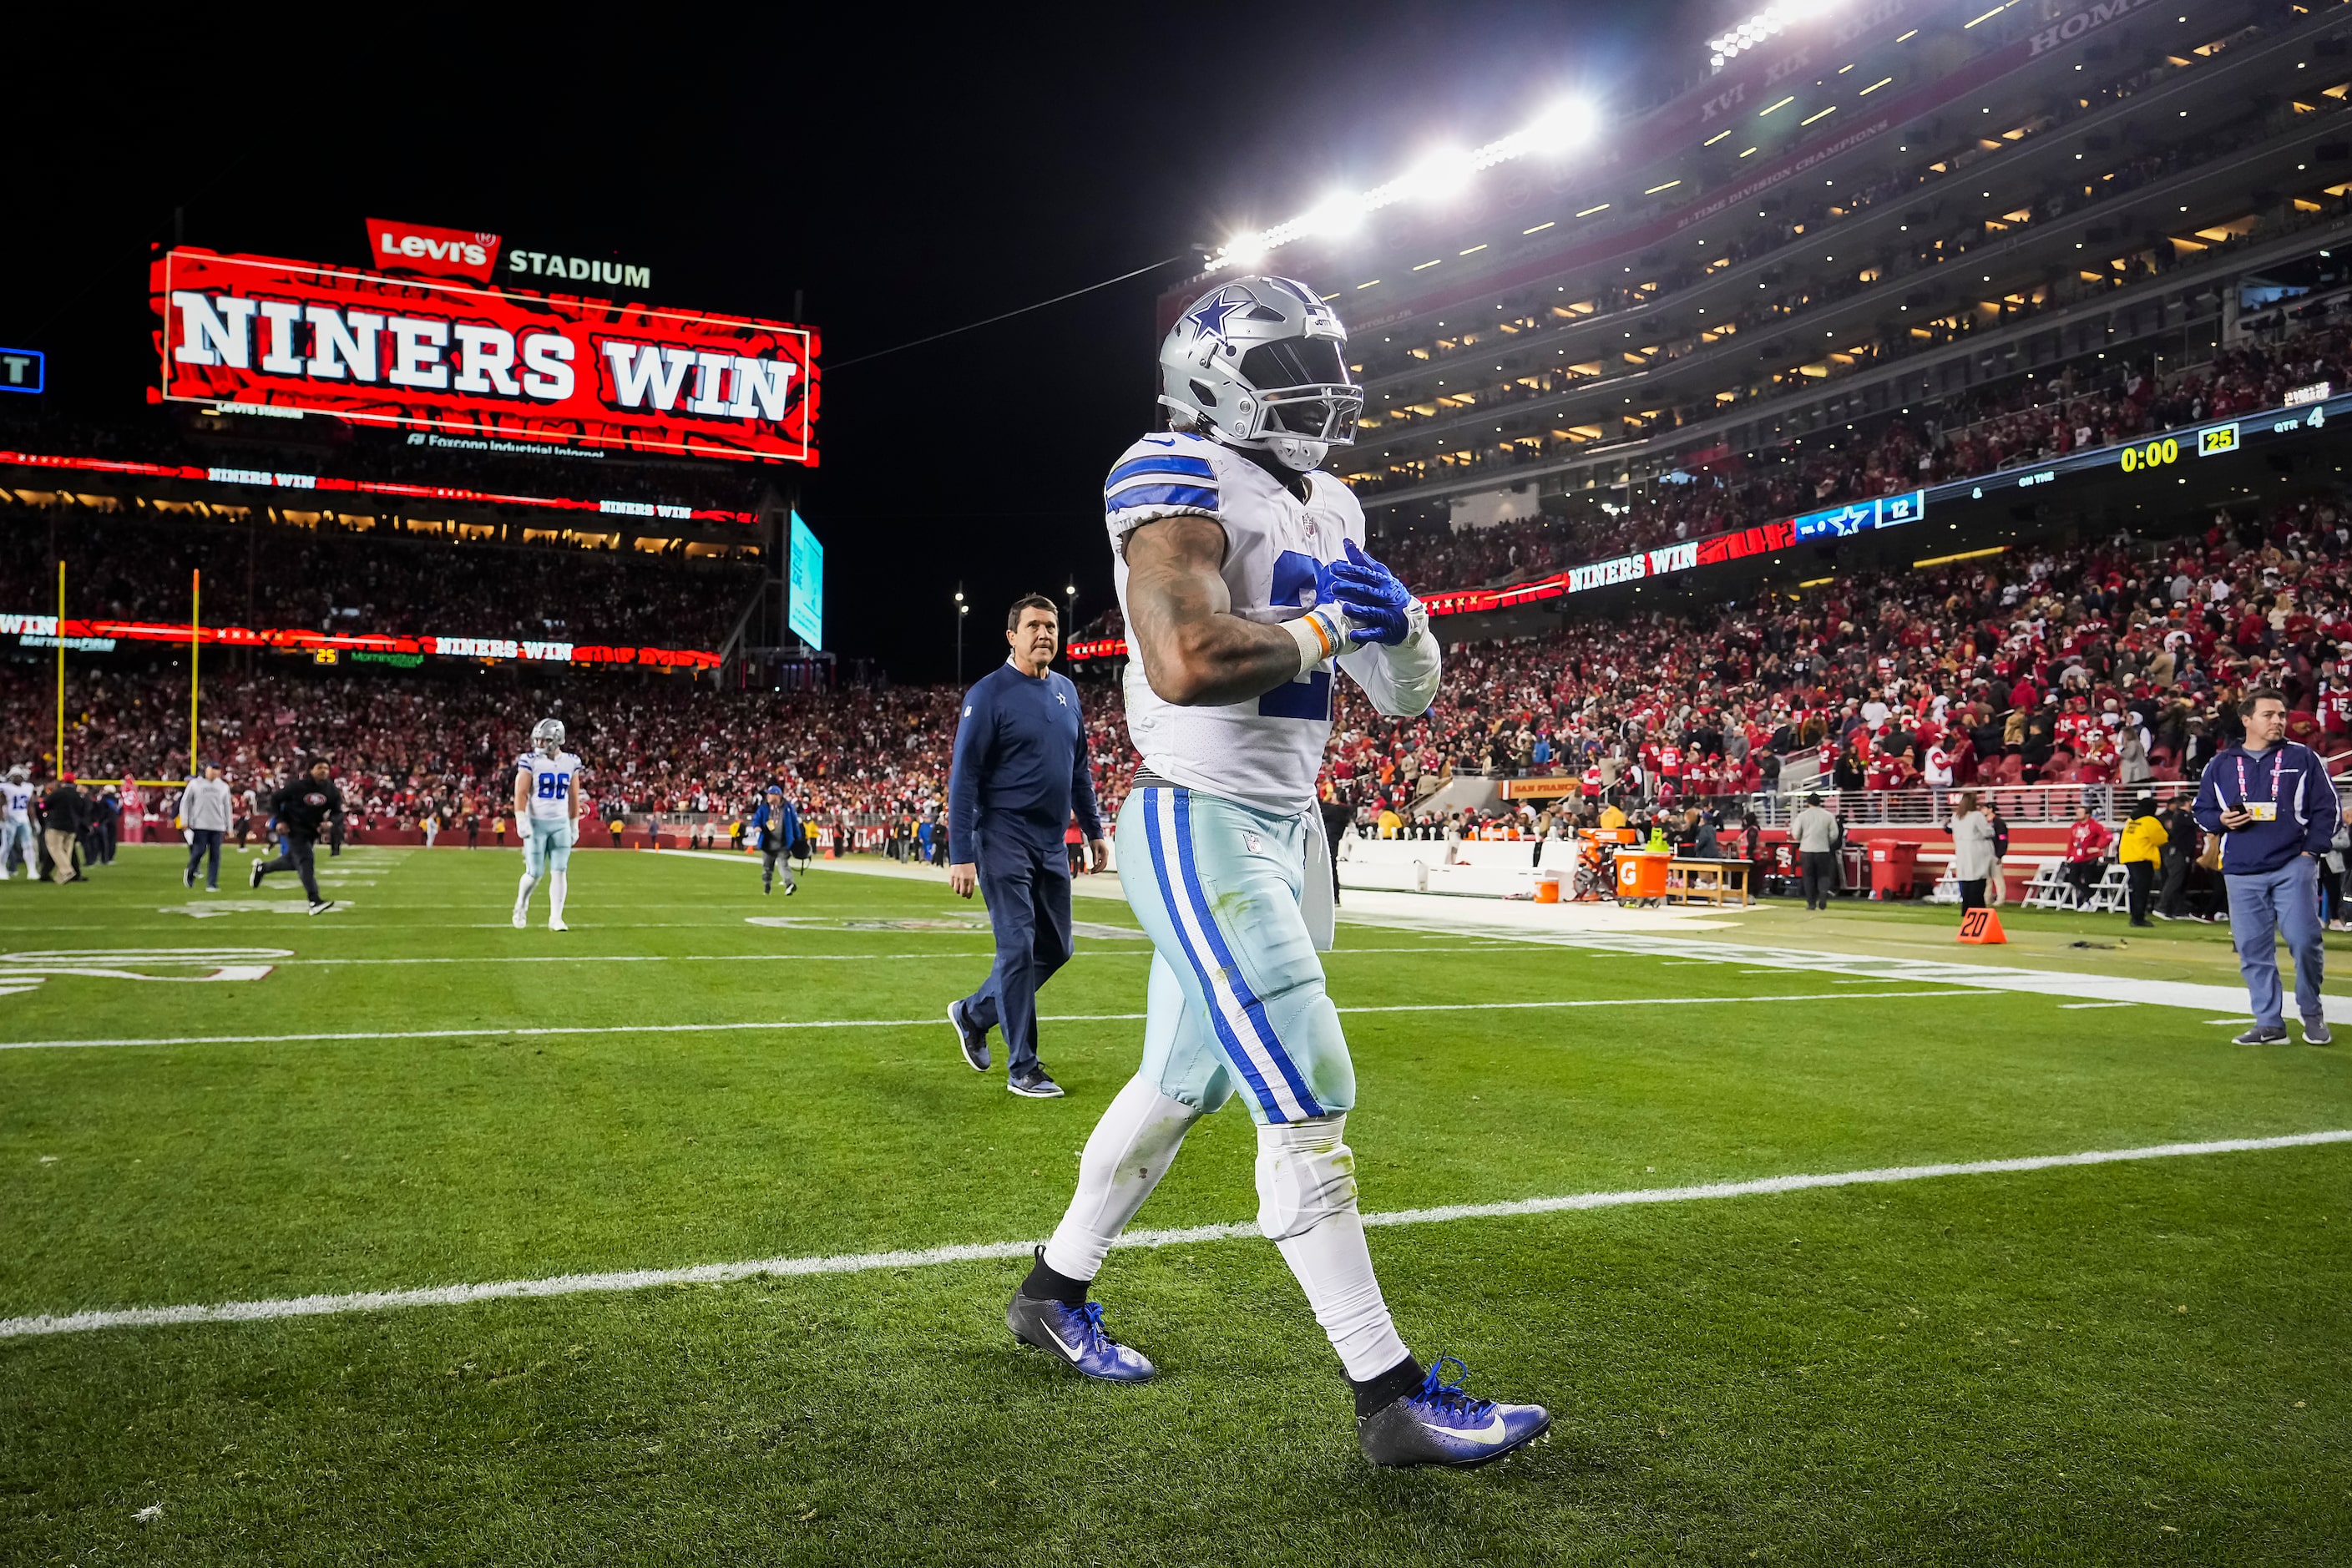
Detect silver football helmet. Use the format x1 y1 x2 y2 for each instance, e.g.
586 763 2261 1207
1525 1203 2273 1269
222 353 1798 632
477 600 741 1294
532 717 565 756
1158 276 1363 472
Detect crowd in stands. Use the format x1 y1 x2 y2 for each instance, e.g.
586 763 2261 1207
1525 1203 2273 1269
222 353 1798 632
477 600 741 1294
1320 488 2352 836
1 660 1136 848
1373 320 2352 593
0 503 762 648
12 483 2349 854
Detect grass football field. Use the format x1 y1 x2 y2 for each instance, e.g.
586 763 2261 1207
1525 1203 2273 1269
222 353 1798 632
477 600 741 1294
2 843 2349 1565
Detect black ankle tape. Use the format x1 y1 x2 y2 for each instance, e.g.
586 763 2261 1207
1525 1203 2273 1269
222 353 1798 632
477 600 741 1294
1019 1246 1090 1307
1351 1353 1425 1418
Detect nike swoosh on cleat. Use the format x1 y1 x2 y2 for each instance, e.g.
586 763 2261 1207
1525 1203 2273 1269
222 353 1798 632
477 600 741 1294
1445 1414 1512 1445
1041 1323 1088 1363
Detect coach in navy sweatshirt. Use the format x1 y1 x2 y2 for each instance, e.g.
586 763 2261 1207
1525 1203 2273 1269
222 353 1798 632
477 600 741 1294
946 594 1107 1098
2192 686 2340 1044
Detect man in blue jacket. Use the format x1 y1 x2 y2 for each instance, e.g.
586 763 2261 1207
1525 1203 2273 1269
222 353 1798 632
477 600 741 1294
751 784 800 896
2193 686 2339 1044
947 594 1108 1098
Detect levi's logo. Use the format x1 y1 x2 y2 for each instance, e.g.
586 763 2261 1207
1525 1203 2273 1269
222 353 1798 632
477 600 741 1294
364 218 503 285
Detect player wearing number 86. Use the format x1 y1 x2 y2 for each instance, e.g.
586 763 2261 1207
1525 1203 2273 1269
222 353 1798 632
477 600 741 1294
512 717 585 931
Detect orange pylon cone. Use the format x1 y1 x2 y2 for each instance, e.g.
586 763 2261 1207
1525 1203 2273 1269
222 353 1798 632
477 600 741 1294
1958 907 2007 944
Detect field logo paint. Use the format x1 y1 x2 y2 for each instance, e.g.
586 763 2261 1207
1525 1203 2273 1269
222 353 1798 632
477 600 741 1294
0 948 283 999
162 901 354 919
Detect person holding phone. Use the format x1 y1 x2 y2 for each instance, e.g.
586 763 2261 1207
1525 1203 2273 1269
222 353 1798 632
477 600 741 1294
2193 687 2340 1045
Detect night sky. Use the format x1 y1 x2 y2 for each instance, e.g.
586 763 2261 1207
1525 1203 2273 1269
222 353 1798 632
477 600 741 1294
10 5 1701 681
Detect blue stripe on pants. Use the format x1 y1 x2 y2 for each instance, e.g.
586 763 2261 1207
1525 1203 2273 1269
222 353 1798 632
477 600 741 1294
1139 789 1286 1119
1169 790 1325 1118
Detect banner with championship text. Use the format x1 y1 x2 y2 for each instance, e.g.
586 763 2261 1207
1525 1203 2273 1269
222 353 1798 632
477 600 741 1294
151 249 818 464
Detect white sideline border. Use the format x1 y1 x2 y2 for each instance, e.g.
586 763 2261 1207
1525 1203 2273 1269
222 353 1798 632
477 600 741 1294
4 1129 2342 1342
0 989 1978 1053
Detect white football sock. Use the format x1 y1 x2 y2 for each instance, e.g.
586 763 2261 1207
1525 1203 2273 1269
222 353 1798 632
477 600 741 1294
514 871 538 912
549 868 568 923
1042 1075 1201 1282
1257 1115 1410 1381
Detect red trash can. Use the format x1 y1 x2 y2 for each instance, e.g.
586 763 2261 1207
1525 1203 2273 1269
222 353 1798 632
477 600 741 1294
1868 841 1921 899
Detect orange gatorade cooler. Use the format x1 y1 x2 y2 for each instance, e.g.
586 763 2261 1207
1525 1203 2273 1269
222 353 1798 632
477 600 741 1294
1616 850 1672 900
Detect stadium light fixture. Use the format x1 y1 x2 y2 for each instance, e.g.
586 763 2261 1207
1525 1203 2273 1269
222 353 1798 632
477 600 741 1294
1305 191 1368 238
1708 0 1844 70
1204 98 1597 272
1524 98 1597 156
1404 148 1478 204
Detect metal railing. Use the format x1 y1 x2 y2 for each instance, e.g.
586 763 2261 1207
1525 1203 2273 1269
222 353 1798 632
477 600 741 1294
1735 779 2200 828
1735 768 2352 828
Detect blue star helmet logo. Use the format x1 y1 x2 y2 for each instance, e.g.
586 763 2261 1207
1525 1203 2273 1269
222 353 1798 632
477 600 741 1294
1184 286 1253 348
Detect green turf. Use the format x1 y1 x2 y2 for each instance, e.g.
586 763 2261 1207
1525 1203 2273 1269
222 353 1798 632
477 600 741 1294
2 845 2348 1564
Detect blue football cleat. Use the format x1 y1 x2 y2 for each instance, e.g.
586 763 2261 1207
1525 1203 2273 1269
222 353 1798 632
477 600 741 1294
1357 1357 1550 1469
1006 1291 1156 1383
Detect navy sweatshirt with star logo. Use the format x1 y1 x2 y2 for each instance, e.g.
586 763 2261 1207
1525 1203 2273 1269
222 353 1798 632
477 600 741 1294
948 660 1102 862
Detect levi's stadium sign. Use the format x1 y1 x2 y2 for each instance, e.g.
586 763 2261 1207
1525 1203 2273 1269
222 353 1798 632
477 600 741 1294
151 248 818 464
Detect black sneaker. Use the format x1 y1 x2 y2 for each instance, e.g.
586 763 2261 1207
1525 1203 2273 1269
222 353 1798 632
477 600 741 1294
249 860 266 889
2232 1025 2289 1045
183 865 195 888
1008 1067 1064 1099
2305 1019 2334 1046
948 999 989 1073
307 899 335 917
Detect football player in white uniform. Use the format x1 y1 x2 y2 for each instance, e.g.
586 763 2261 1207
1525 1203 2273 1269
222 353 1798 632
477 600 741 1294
512 718 584 930
1004 276 1548 1469
0 766 32 879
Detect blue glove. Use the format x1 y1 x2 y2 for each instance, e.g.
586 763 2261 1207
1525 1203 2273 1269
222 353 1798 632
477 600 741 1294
1315 539 1417 645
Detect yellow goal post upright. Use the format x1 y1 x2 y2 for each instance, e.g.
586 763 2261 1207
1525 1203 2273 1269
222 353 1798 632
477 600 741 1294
190 569 200 779
43 563 201 792
53 560 63 780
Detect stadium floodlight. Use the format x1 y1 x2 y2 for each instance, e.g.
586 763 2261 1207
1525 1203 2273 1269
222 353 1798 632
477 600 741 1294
1402 148 1477 204
1202 95 1608 272
1305 191 1368 238
1222 230 1267 268
1524 98 1597 156
1707 0 1843 69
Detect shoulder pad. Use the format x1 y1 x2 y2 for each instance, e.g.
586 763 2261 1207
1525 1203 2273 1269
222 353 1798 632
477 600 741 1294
1105 432 1222 530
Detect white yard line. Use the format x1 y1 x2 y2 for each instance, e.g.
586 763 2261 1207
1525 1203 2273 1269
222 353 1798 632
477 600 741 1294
5 1128 2339 1341
0 989 1980 1053
1333 892 2317 1019
271 945 1500 967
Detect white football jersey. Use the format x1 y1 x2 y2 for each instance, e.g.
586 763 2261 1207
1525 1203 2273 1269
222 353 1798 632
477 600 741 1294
516 751 584 822
0 781 26 824
1105 431 1368 812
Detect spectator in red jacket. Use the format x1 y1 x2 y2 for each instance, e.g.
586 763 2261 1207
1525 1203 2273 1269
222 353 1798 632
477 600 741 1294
2063 800 2115 908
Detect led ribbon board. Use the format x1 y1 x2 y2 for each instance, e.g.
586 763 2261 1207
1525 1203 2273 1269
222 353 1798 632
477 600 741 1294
152 250 819 464
787 511 824 650
1068 391 2352 656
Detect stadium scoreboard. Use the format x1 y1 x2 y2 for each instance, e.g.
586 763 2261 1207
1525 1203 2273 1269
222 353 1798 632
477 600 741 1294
151 248 819 464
